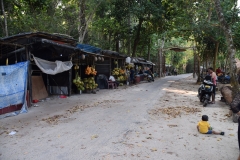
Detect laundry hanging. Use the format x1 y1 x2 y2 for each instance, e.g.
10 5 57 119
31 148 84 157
33 55 73 75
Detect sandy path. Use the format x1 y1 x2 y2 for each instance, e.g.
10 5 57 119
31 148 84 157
0 74 238 160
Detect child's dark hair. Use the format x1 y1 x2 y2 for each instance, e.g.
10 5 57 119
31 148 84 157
202 115 208 121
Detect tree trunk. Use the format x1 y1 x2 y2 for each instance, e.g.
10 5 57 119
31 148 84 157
158 37 165 78
78 0 87 43
115 33 119 52
213 42 219 71
162 54 166 77
214 0 239 97
196 45 201 82
78 0 91 43
1 0 8 37
193 47 197 78
147 38 150 60
132 18 143 57
127 10 131 56
205 51 208 69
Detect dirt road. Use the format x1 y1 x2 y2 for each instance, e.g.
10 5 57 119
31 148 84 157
0 74 238 160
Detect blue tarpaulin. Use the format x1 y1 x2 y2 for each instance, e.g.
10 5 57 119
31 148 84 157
76 44 101 54
0 61 29 118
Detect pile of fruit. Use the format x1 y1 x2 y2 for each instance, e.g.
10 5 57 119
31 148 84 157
125 64 134 70
85 66 97 75
112 68 125 76
83 77 98 90
117 75 126 81
74 64 79 70
112 68 126 82
73 73 85 91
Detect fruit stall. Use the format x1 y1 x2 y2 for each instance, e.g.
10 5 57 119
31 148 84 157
97 50 127 78
112 67 127 86
72 44 103 93
0 32 103 116
130 57 156 82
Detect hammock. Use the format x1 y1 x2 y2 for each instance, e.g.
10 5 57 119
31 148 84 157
33 56 73 75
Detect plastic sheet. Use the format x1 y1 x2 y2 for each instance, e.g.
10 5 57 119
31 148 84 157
33 56 73 75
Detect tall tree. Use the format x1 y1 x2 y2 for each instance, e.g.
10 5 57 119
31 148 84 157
214 0 239 95
0 0 8 36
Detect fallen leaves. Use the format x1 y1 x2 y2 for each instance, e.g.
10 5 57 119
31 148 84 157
149 106 201 118
150 148 157 152
225 114 231 117
42 115 63 125
91 134 99 140
167 124 178 128
67 105 84 114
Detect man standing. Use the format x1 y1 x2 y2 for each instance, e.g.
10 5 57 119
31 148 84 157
208 67 217 104
130 67 135 84
174 68 177 76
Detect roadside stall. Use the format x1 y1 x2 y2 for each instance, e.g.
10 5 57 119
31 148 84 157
96 50 127 88
0 32 98 116
131 57 155 83
73 44 103 93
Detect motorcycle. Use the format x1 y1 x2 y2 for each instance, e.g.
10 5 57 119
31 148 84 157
143 73 154 82
218 74 230 84
198 76 214 107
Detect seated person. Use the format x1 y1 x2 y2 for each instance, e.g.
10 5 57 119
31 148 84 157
197 115 224 135
138 69 143 74
216 67 222 76
109 75 119 87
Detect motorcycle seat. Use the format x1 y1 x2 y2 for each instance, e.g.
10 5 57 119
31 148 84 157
203 80 213 85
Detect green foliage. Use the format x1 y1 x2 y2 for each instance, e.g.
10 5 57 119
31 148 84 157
0 0 239 71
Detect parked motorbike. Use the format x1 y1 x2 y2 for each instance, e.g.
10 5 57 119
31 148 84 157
198 76 214 107
218 74 230 84
143 73 153 82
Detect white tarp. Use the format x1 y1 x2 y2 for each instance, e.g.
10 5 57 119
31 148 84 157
33 56 73 75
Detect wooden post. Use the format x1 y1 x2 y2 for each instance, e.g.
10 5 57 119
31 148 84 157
163 54 166 77
68 65 72 96
110 57 112 75
159 48 162 77
26 47 32 107
193 48 197 78
158 49 160 77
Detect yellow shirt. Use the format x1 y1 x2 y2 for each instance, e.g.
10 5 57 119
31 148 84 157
197 121 210 133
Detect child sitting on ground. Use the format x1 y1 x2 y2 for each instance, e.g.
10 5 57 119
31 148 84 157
197 115 224 135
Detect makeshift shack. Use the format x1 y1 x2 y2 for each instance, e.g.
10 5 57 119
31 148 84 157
73 44 103 92
0 32 98 116
95 50 127 89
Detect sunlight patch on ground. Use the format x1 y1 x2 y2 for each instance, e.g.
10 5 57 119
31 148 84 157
162 88 197 95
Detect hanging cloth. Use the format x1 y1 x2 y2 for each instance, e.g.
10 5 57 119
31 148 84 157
32 55 73 75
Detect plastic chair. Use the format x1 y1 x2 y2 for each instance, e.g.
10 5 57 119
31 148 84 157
108 81 117 89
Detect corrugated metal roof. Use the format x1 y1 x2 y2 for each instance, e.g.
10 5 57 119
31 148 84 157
101 50 127 58
1 32 76 45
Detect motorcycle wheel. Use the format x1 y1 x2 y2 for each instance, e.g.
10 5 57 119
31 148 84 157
224 80 230 84
203 100 208 107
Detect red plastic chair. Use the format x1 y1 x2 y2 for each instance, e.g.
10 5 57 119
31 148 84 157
108 81 117 89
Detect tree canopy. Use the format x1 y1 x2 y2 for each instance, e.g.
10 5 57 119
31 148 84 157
0 0 240 74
